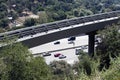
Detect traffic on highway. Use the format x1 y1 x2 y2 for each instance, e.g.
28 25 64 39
29 35 89 64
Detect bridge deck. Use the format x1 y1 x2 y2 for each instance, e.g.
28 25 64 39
0 11 120 40
0 11 120 48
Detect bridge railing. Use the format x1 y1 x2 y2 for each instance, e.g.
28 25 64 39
0 11 120 40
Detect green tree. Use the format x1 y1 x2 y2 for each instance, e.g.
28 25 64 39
101 57 120 80
24 56 52 80
24 18 36 27
79 9 93 16
0 58 7 80
96 24 120 70
0 43 31 80
50 60 74 80
0 28 5 33
0 18 9 28
9 11 18 20
73 53 95 76
0 3 7 12
73 9 79 17
37 11 48 24
0 42 52 80
46 0 58 5
52 11 67 20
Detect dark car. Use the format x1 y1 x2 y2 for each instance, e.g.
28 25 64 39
68 36 76 41
54 41 60 45
42 52 51 57
54 53 61 57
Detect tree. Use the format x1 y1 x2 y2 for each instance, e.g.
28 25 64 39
0 58 7 80
50 60 74 80
24 18 36 27
0 18 9 28
0 42 52 80
60 2 73 11
52 11 67 20
9 11 18 20
58 0 74 3
46 0 57 5
0 28 5 33
0 43 31 80
96 24 120 70
73 9 79 17
79 9 93 16
37 11 48 24
73 51 96 77
24 57 52 80
0 3 7 12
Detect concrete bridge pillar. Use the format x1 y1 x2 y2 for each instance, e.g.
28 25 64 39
88 32 96 57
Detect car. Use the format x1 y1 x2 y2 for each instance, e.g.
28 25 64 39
54 41 60 45
81 45 88 49
54 53 61 57
59 54 66 59
75 49 82 55
68 36 76 41
68 41 75 44
42 52 51 57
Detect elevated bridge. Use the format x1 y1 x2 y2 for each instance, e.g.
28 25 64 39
0 11 120 56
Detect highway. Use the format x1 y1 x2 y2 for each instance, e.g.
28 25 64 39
29 35 88 64
0 11 118 64
0 11 120 42
0 11 119 64
0 11 119 50
17 16 119 42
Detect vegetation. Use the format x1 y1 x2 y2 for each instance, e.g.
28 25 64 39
24 18 36 27
0 43 51 80
0 0 120 80
50 60 74 80
96 25 120 70
0 0 120 30
1 24 120 80
51 23 119 80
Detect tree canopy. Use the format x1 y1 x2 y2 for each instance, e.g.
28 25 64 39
0 0 120 30
0 43 51 80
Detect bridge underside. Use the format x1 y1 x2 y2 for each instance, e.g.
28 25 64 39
21 18 120 55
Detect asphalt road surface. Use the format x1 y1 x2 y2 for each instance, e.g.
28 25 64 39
29 35 88 64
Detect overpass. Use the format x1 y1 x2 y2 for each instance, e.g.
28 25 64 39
0 11 120 56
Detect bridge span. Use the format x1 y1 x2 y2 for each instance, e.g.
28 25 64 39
0 11 120 56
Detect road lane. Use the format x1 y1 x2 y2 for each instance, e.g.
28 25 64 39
29 35 88 64
29 35 88 54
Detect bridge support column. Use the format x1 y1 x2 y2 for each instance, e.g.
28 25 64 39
88 32 96 57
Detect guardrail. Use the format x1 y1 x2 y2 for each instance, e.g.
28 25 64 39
33 45 88 56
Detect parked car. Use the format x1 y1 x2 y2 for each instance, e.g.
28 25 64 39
68 36 76 41
54 53 61 57
59 54 66 59
54 41 60 45
42 52 51 57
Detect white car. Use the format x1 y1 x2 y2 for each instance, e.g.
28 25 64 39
81 45 88 49
42 52 51 57
68 41 75 44
59 54 66 59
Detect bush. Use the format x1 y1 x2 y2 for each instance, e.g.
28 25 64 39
24 18 36 27
50 60 74 80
